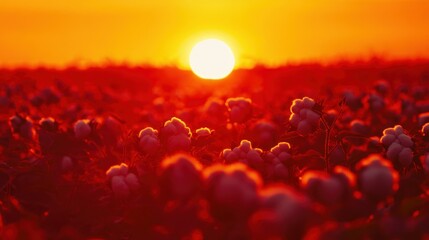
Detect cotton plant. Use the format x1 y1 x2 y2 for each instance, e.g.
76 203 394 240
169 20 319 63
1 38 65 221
380 125 414 167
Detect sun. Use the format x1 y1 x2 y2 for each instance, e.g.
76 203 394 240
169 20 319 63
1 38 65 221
189 39 235 80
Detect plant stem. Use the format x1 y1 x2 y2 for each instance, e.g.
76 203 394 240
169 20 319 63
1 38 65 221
321 117 331 172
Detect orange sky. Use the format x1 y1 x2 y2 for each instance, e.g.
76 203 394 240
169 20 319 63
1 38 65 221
1 0 429 68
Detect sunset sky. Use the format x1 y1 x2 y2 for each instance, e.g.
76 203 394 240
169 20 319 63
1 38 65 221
1 0 429 68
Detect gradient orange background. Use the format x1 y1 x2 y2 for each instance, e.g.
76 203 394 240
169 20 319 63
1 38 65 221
1 0 429 68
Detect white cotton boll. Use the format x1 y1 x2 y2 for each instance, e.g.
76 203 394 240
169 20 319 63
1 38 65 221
74 119 91 139
39 117 57 131
289 97 320 135
398 148 413 167
221 140 263 169
111 176 130 198
226 97 252 123
125 173 140 191
161 117 192 153
138 127 160 154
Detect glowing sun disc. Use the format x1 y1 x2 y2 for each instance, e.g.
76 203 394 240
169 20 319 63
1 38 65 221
189 39 235 80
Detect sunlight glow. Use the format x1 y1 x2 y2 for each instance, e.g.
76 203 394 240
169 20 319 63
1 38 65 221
189 39 235 80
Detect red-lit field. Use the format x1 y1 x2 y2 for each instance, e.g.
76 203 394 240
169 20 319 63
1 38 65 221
1 60 429 239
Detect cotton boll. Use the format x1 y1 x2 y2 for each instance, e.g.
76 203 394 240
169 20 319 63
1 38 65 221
265 142 292 180
106 163 140 199
160 154 202 200
203 163 262 221
225 97 252 123
249 186 311 240
161 117 192 153
357 155 399 202
138 127 160 154
111 176 130 199
289 97 320 135
251 121 277 149
221 140 264 170
380 125 414 167
73 119 91 139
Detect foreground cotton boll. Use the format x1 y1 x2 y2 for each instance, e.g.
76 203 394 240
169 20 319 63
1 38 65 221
159 154 203 200
380 125 414 167
301 171 348 206
289 97 320 135
106 163 140 199
161 117 192 152
357 155 399 202
221 140 264 170
73 119 92 139
203 163 262 221
265 142 292 180
249 186 311 240
138 127 161 154
225 97 252 123
9 115 36 140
